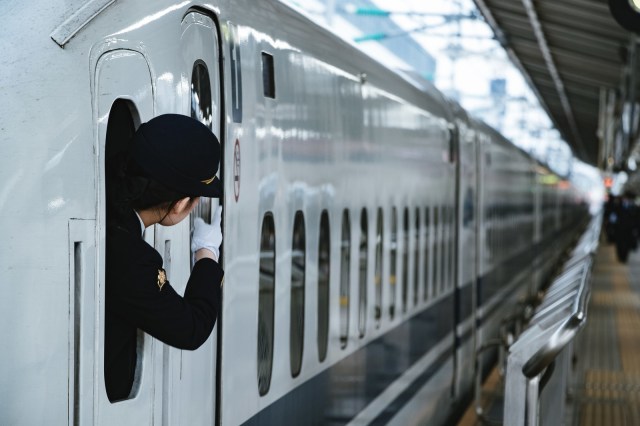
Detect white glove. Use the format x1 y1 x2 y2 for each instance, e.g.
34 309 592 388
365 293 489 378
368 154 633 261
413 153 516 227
191 206 223 261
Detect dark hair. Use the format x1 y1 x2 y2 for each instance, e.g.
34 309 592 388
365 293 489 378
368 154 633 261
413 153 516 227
106 151 194 223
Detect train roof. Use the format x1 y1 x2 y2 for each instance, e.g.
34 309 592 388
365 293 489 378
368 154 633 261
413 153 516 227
255 0 453 119
1 0 563 178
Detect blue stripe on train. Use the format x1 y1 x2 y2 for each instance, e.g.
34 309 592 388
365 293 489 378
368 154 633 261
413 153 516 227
242 293 455 426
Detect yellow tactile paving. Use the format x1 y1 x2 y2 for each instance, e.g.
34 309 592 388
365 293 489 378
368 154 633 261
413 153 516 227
575 244 640 426
591 292 640 309
617 308 640 373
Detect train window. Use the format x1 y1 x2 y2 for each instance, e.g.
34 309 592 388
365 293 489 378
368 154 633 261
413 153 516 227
258 214 276 396
389 208 398 319
339 210 351 349
448 206 455 290
190 61 213 265
374 208 383 327
424 207 430 301
449 206 454 289
190 61 213 126
433 206 439 297
440 205 446 293
489 206 495 255
402 208 409 312
413 208 420 306
261 52 275 98
317 211 330 362
444 206 449 290
290 211 306 377
358 209 368 338
440 206 449 290
447 206 453 290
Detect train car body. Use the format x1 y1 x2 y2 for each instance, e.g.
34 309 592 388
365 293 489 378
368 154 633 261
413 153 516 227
0 0 590 425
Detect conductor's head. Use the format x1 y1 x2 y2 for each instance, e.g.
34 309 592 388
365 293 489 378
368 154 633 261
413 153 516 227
108 114 222 226
132 114 222 198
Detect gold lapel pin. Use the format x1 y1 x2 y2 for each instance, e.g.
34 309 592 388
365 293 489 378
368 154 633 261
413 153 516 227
157 269 167 291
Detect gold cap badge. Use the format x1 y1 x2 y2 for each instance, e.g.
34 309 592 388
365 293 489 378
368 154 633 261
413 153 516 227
201 175 216 185
157 269 167 291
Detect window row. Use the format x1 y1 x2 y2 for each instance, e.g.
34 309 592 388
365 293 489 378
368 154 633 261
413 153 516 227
256 205 456 396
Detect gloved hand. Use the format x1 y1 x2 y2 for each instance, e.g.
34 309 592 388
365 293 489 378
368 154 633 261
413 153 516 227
191 206 223 261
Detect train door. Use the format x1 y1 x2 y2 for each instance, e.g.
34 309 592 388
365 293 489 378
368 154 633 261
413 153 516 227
473 135 483 362
95 50 160 425
532 167 543 292
472 132 488 399
453 122 478 398
155 12 223 426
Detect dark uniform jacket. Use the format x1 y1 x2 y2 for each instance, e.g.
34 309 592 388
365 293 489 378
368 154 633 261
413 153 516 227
105 210 223 402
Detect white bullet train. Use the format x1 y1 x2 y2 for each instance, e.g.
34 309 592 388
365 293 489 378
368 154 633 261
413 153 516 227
0 0 591 425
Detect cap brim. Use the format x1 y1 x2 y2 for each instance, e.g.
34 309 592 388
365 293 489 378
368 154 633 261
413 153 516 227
197 177 223 198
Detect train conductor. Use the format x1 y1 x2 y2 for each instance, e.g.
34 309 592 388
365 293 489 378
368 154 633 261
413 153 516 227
104 114 224 402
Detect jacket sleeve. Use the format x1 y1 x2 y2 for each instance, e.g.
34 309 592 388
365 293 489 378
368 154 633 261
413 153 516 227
111 257 223 350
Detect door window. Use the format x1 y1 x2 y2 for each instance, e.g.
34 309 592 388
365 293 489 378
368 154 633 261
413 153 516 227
317 211 330 362
290 212 306 377
358 209 368 337
389 208 398 318
339 210 351 348
258 214 276 395
374 208 383 327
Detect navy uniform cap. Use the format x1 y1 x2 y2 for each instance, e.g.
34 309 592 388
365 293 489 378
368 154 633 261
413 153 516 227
132 114 222 198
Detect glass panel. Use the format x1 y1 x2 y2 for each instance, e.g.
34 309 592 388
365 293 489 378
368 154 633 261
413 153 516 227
290 212 306 377
440 206 446 292
413 208 420 306
449 205 455 290
358 209 368 338
423 207 430 301
190 61 213 266
257 214 276 396
433 207 439 296
191 61 213 127
374 208 383 327
317 211 330 362
389 208 398 319
402 208 409 312
339 210 351 349
443 206 449 290
261 52 276 98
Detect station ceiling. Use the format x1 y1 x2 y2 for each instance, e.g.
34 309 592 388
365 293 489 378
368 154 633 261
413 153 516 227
473 0 635 166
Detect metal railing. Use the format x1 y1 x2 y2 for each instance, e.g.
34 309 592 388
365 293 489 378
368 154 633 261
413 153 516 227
503 213 601 426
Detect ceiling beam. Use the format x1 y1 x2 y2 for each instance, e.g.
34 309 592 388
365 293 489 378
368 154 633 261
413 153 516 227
520 0 588 160
473 0 579 160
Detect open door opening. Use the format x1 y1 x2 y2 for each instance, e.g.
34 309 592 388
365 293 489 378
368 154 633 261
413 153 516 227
104 99 147 403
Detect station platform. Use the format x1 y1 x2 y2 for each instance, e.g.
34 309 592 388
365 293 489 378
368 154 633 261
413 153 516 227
459 239 640 426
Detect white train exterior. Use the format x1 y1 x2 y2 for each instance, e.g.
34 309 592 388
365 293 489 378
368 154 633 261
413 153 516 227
0 0 591 425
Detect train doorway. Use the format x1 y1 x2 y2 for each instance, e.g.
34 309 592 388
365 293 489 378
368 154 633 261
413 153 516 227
96 49 157 425
94 10 224 426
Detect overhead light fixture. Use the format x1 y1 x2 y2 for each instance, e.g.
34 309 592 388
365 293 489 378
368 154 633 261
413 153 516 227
609 0 640 33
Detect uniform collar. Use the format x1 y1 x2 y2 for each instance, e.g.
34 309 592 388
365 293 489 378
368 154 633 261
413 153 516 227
133 210 145 236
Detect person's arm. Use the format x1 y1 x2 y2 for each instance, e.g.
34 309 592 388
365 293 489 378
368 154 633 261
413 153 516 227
195 248 215 261
112 257 223 350
109 205 224 350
